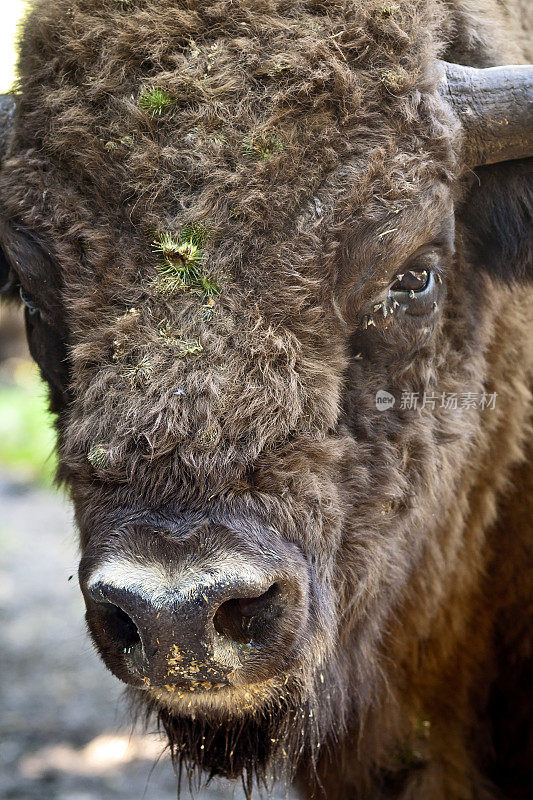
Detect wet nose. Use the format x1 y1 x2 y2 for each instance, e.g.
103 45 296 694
86 568 301 688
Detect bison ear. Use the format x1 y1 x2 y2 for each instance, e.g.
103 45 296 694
0 230 16 300
0 232 18 301
0 246 12 294
459 159 532 282
0 94 16 297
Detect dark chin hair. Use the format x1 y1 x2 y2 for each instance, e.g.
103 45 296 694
162 706 288 796
128 679 340 799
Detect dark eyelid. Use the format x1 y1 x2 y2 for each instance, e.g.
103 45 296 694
404 242 450 265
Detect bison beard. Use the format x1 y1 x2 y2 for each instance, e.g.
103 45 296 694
146 684 328 792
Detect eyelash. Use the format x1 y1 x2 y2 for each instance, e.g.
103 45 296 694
390 269 431 294
361 267 443 329
19 287 40 316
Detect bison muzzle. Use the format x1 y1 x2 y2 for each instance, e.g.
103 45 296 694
82 519 310 696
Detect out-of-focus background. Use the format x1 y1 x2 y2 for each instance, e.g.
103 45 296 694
0 4 290 799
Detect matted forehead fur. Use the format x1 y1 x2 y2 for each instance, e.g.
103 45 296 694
1 0 456 500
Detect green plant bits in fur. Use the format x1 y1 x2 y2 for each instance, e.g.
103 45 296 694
379 3 400 17
153 229 206 269
139 87 177 116
87 444 112 469
175 338 203 358
242 132 285 160
153 232 203 287
152 225 220 300
196 273 221 299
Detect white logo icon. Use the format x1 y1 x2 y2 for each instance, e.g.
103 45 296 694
375 390 396 411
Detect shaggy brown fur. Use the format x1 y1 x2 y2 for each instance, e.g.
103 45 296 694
0 1 531 798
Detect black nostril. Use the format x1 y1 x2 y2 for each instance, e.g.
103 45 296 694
213 583 281 644
100 602 141 654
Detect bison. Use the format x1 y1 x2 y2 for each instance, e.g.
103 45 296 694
0 0 531 797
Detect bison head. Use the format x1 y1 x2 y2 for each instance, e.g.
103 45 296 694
0 0 531 792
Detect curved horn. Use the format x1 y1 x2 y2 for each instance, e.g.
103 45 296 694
439 61 533 167
0 94 16 162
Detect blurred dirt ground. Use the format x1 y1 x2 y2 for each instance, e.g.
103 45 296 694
0 473 292 800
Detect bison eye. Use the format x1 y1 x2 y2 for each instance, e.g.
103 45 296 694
386 266 443 320
390 269 430 294
19 287 40 316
